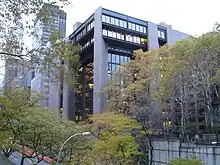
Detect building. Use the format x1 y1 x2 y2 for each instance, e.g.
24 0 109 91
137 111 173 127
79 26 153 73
59 7 189 121
3 59 26 90
32 3 67 108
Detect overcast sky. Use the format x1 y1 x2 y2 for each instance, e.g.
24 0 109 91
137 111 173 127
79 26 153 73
64 0 219 36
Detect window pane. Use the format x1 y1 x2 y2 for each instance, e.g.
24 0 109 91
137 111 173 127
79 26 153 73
117 33 121 39
112 54 116 63
106 16 110 23
133 36 136 43
115 19 119 26
108 30 113 37
128 22 132 29
108 63 111 72
161 31 165 39
136 24 140 31
116 55 120 63
91 21 94 28
143 27 146 33
112 64 116 71
121 34 125 40
115 65 120 71
103 29 107 36
119 20 124 27
129 35 133 42
108 53 111 62
123 56 127 62
112 32 117 38
120 56 124 63
158 30 161 37
111 17 114 24
140 26 143 33
136 37 140 44
141 38 147 44
124 21 127 28
126 35 129 41
132 23 135 30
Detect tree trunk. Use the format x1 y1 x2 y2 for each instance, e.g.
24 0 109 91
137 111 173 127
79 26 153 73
194 98 199 135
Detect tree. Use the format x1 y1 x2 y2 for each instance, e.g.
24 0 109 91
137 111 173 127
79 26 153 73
0 89 86 165
0 0 80 91
89 112 142 165
168 157 202 165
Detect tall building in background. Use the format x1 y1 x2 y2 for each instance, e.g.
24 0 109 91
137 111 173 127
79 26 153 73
60 7 189 121
32 3 67 108
3 17 25 91
3 59 26 90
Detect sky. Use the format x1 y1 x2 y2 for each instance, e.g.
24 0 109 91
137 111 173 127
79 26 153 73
63 0 220 36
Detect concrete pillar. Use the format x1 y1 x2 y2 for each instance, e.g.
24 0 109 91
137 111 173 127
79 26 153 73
147 21 159 50
48 80 60 112
63 60 76 120
93 7 108 113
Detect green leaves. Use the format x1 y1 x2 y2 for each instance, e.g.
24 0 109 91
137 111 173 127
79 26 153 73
0 89 83 164
90 112 141 165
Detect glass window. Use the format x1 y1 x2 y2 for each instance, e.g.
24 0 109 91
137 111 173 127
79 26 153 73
129 35 133 42
132 23 135 30
108 63 111 72
117 33 121 39
123 21 127 28
112 64 116 71
102 15 106 22
158 30 161 37
143 27 146 33
87 24 91 31
116 55 120 63
91 21 94 28
108 53 111 62
141 38 147 44
120 56 124 63
111 17 114 24
161 31 165 39
115 65 120 71
115 19 119 26
112 54 116 63
136 24 140 32
126 35 129 41
112 32 117 38
108 30 113 37
140 26 144 33
103 29 107 36
136 37 140 44
119 20 124 27
121 34 125 40
123 56 127 62
106 16 110 23
128 22 132 29
133 36 136 43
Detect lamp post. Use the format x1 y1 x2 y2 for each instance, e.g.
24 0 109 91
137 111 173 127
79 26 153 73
56 132 91 165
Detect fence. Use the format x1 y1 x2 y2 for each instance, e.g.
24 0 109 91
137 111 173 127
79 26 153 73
150 138 220 165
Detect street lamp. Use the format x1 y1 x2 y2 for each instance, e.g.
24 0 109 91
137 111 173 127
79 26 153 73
56 132 91 165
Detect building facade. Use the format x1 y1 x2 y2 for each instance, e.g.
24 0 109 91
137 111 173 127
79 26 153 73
60 7 189 120
32 3 67 108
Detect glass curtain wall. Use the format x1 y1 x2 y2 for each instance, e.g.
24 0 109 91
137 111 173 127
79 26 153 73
75 62 93 121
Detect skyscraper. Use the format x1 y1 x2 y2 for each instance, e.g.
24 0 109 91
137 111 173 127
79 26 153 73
31 3 67 108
